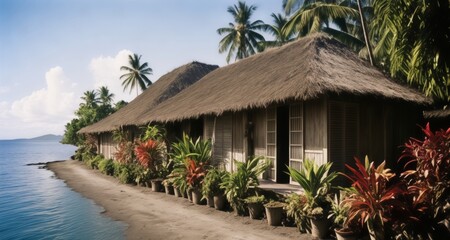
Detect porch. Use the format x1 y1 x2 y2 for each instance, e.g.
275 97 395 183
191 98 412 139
259 179 303 195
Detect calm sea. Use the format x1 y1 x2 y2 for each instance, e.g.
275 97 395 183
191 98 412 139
0 139 126 240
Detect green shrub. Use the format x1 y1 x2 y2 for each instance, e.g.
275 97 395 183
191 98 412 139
98 159 114 175
221 156 270 216
87 155 103 169
285 193 311 233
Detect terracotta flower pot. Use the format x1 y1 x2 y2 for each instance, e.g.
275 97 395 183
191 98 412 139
164 184 174 195
191 188 204 205
213 194 225 210
264 204 284 226
186 189 193 202
150 179 162 192
174 186 182 198
247 202 264 219
311 218 330 239
206 195 215 208
335 228 357 240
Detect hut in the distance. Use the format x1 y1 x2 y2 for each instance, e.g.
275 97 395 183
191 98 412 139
78 61 219 159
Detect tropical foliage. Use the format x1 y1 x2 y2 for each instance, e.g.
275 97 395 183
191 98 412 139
371 0 450 102
62 86 126 146
288 159 337 220
262 13 294 48
285 193 311 233
342 157 404 239
221 156 270 215
169 134 212 194
201 168 229 198
120 53 153 95
396 124 450 239
217 1 267 63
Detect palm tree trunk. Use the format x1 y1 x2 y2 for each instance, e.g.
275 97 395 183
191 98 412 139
136 85 139 97
357 0 374 66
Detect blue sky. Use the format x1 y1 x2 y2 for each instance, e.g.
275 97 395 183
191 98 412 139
0 0 283 139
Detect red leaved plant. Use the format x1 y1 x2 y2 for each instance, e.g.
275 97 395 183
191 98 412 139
185 158 207 189
134 139 162 171
397 123 450 238
341 157 406 238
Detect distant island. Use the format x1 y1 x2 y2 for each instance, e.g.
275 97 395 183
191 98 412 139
0 134 63 141
30 134 63 141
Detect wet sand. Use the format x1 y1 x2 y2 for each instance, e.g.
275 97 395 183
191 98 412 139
47 160 307 240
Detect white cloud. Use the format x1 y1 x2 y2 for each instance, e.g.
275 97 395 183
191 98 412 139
90 49 137 102
0 67 78 139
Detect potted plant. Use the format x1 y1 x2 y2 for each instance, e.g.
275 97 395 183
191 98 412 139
264 201 286 226
284 193 311 233
221 156 270 216
288 159 337 239
202 168 229 209
170 134 212 203
328 193 359 240
186 158 207 205
134 139 166 192
244 195 266 219
342 157 404 240
162 178 174 195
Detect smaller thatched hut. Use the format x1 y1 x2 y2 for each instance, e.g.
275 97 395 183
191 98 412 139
78 61 218 159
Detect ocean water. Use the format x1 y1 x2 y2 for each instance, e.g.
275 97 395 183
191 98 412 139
0 139 126 240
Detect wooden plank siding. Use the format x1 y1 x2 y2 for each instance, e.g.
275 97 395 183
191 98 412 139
99 132 118 160
232 112 246 170
211 113 233 171
328 98 422 185
253 108 267 157
304 99 328 167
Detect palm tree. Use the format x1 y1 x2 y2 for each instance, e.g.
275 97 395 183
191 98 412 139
263 13 295 47
370 0 450 102
120 53 152 96
217 1 268 63
284 0 359 37
97 86 114 106
80 90 99 108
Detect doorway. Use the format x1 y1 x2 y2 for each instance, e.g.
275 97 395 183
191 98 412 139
276 105 290 183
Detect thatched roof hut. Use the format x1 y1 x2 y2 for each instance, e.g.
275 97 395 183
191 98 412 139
137 34 430 124
79 61 218 134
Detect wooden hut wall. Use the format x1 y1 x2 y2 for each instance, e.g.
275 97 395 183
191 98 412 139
212 113 233 171
203 116 214 140
232 112 246 170
328 100 360 177
253 108 267 156
99 132 117 160
328 98 422 178
303 99 328 167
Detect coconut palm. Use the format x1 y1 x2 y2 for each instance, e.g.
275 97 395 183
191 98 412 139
120 53 152 96
284 0 359 37
370 0 450 102
263 13 295 47
97 86 114 106
80 90 99 108
217 1 268 63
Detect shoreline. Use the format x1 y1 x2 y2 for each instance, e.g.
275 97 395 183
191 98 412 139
47 160 305 240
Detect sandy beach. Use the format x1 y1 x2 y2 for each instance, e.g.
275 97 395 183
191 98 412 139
47 160 306 240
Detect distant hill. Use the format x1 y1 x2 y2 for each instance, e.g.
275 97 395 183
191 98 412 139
0 134 63 141
29 134 63 141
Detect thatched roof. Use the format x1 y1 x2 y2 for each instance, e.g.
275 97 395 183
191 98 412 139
423 109 450 119
78 61 218 133
136 34 431 124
